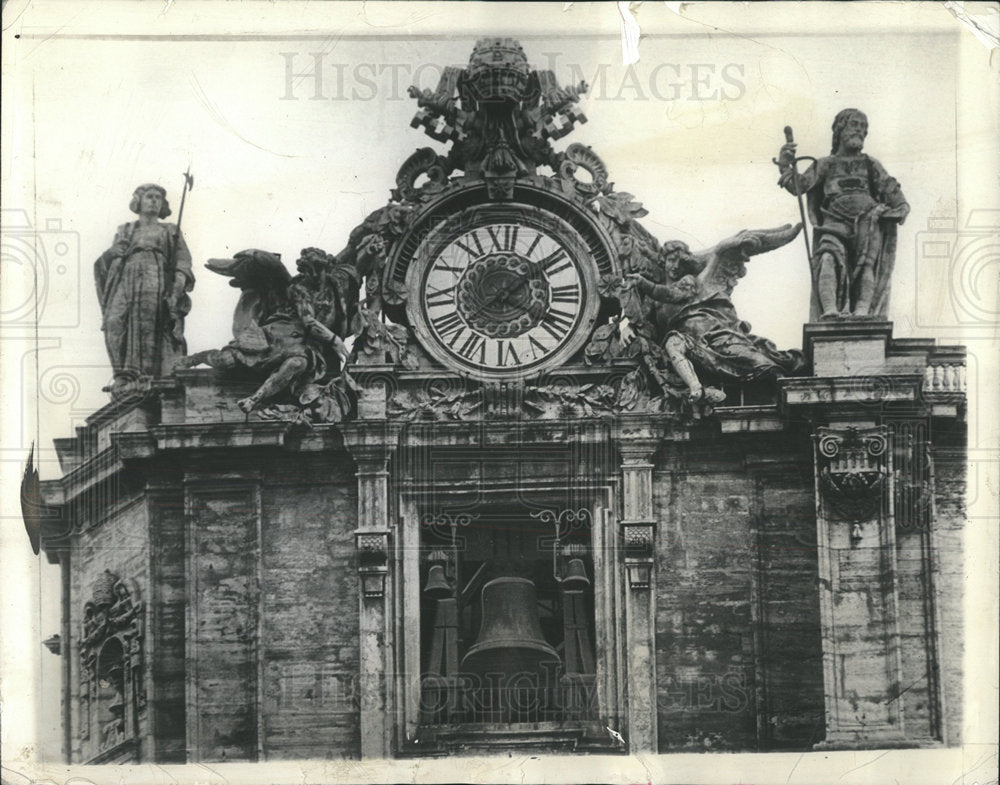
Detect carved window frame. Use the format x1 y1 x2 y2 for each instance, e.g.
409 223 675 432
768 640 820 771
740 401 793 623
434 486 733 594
78 572 145 763
393 478 624 751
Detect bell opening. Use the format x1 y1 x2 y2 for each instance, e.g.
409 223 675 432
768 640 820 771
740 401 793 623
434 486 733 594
418 509 598 729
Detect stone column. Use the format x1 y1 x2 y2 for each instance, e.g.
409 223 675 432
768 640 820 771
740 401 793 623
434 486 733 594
343 426 400 759
812 425 907 747
615 421 661 753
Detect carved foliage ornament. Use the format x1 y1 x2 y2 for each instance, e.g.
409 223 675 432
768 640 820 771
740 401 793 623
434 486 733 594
815 426 889 523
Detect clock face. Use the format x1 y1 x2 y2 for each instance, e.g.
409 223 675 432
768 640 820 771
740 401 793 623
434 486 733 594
406 205 600 380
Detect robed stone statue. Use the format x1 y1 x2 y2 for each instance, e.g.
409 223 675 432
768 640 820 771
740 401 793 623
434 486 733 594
94 184 194 386
777 109 909 320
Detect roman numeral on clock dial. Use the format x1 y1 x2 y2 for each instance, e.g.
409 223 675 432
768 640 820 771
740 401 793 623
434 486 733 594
486 225 519 253
528 334 548 359
454 230 486 259
431 311 464 341
551 282 580 304
456 331 486 363
539 307 575 340
538 248 572 277
523 230 544 258
426 284 456 307
495 340 522 367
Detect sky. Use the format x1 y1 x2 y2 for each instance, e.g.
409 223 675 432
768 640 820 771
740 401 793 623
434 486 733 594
1 1 998 780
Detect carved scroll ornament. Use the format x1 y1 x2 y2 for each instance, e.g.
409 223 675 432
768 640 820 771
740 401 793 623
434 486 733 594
815 425 889 523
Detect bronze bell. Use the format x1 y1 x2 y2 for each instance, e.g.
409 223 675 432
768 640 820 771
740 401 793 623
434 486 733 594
562 558 590 587
462 577 559 677
423 564 452 599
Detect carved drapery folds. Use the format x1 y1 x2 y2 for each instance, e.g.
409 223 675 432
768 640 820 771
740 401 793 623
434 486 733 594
815 426 889 524
79 570 144 756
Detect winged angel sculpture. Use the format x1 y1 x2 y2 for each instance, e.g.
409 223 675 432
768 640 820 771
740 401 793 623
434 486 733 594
584 192 805 414
176 204 419 422
178 246 360 421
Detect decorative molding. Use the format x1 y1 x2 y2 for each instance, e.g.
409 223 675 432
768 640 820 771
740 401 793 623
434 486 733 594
620 519 656 590
355 529 392 599
386 375 706 423
889 420 933 532
815 426 889 523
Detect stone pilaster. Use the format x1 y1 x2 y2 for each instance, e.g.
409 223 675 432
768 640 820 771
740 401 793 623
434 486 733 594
787 322 916 749
614 418 662 754
343 424 401 759
812 425 907 747
184 482 262 762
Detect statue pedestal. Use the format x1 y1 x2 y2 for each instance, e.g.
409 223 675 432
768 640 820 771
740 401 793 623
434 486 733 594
804 320 894 380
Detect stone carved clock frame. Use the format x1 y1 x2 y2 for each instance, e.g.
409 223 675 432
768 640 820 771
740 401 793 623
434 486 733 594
385 184 617 380
401 197 605 381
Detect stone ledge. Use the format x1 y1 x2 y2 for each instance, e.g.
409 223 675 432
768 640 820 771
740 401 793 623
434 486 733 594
151 421 293 451
715 405 784 433
779 374 924 414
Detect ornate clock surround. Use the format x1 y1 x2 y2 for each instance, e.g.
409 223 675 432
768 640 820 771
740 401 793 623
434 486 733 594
386 184 617 381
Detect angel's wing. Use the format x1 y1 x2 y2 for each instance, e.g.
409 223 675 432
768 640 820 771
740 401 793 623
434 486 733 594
206 249 292 337
206 249 290 289
693 223 802 299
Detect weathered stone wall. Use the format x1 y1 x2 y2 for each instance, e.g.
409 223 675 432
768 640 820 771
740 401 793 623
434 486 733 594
748 459 825 749
896 522 942 741
930 419 966 746
651 420 964 753
259 453 361 760
186 481 261 761
173 449 362 762
653 432 824 752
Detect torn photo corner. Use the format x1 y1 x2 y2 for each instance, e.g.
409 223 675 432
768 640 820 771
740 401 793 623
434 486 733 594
1 2 997 784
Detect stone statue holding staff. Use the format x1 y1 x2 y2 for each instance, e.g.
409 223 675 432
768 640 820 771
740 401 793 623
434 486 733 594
776 109 909 320
94 178 195 388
